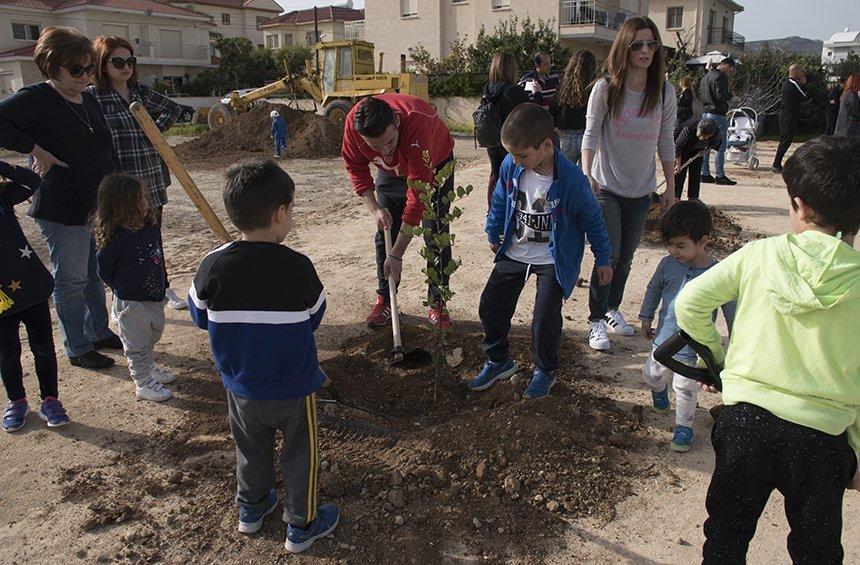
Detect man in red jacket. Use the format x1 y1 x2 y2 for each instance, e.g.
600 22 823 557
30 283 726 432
342 93 455 329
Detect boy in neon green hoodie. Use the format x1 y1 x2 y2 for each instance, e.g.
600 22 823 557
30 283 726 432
675 136 860 564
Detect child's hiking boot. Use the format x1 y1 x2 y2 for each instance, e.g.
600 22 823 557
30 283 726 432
165 288 188 310
522 369 556 399
427 303 454 330
670 425 694 452
588 320 611 351
3 399 30 433
365 296 391 328
152 365 177 385
605 309 635 336
38 397 70 428
284 503 340 553
651 386 670 414
135 377 173 402
238 489 278 534
468 358 517 391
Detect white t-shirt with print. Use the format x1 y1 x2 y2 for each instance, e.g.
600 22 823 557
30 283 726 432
504 169 554 265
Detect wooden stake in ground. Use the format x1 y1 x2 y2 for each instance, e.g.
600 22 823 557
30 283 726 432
129 101 232 243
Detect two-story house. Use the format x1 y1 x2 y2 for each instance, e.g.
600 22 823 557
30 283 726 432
0 0 217 93
822 29 860 65
260 5 365 51
168 0 282 48
649 0 744 57
364 0 649 73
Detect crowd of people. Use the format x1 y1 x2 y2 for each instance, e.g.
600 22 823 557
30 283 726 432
0 17 859 560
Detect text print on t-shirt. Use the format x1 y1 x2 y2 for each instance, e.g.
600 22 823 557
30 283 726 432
610 106 660 142
505 169 555 265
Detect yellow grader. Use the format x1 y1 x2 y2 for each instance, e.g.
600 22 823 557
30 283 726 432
207 40 429 128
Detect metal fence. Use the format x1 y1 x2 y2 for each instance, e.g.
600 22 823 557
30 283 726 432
559 0 634 29
707 27 745 50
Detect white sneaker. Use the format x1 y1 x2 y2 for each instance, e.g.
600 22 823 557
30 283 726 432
588 320 611 351
165 288 188 310
605 309 635 336
152 365 177 384
135 377 173 402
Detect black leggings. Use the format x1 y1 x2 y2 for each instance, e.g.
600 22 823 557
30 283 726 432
0 301 58 401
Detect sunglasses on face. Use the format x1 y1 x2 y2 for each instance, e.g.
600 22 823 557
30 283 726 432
62 63 96 78
629 40 660 53
110 57 137 70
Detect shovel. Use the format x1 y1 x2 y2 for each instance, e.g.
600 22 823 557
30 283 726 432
383 227 432 367
654 151 707 192
653 330 725 419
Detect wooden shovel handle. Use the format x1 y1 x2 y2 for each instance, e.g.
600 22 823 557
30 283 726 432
383 227 403 350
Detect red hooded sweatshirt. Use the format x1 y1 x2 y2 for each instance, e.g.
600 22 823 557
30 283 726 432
342 93 454 226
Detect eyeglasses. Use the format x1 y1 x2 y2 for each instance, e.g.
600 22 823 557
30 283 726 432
62 63 96 78
629 40 660 53
110 57 137 70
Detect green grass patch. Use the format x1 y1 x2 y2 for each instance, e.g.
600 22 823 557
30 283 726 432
164 124 209 137
445 120 474 134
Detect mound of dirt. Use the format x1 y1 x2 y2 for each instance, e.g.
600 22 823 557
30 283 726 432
55 322 653 563
642 202 763 255
175 103 343 165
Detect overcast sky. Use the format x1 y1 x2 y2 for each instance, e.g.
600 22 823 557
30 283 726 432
274 0 856 42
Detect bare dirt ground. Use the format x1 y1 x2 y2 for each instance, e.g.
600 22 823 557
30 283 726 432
1 139 858 564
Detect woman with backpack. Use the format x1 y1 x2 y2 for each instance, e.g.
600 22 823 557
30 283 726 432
480 51 530 208
551 49 596 166
580 16 677 352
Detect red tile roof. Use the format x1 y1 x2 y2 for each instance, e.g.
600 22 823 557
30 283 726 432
169 0 280 12
260 5 364 28
0 44 36 58
0 0 212 18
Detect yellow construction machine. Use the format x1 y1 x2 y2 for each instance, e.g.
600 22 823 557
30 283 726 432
207 40 429 129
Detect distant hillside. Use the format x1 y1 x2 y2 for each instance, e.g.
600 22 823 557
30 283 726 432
746 36 822 55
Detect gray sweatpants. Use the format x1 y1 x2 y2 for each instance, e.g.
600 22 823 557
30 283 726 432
113 298 165 384
227 390 319 528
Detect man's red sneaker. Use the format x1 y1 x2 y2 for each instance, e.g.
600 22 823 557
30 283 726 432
366 296 391 328
427 303 454 330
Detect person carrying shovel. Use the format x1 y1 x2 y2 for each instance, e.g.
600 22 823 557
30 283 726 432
341 94 456 330
674 117 721 202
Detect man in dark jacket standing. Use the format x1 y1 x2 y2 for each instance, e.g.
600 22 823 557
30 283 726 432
699 58 736 185
772 64 810 173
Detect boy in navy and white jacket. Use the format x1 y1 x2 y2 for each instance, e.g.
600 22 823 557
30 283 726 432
188 159 338 553
469 103 612 399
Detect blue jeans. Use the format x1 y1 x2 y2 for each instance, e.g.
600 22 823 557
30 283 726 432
588 190 651 321
35 219 112 357
274 136 286 157
558 129 584 166
700 113 728 177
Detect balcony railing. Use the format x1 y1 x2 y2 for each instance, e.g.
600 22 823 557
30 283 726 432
560 0 635 30
138 42 210 61
344 20 365 40
707 27 745 50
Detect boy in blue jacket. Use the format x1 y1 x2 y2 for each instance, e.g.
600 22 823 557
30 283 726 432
469 103 612 399
270 110 288 159
188 159 337 552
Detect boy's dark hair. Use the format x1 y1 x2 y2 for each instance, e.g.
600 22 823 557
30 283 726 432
223 159 295 232
783 136 860 235
501 103 554 150
353 97 396 138
660 200 713 243
696 118 718 138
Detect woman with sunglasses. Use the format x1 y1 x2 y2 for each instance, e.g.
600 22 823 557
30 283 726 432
580 17 677 352
0 26 121 370
88 36 187 309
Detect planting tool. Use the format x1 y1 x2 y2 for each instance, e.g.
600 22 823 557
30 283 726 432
653 330 723 391
383 227 432 367
129 101 232 243
654 151 707 191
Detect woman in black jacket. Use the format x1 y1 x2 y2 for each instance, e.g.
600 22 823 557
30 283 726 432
551 49 596 166
0 27 120 370
482 51 529 207
676 75 694 131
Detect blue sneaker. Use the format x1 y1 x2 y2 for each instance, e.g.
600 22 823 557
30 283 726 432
238 489 278 534
285 503 340 553
467 358 517 391
3 399 30 433
38 397 69 428
651 386 670 414
670 425 694 452
522 369 556 399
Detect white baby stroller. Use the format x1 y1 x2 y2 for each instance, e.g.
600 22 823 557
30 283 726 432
725 107 759 170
